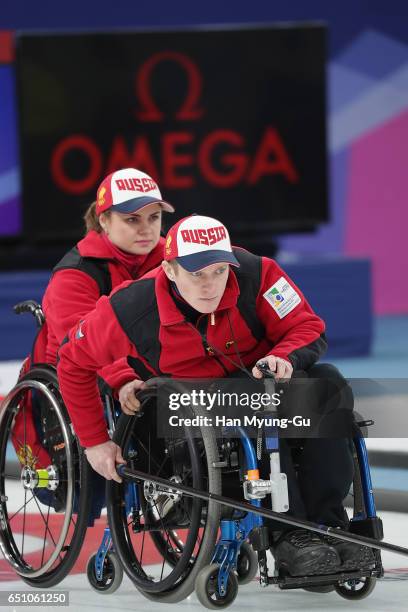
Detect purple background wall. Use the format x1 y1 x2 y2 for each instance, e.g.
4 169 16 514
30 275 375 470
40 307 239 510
280 30 408 315
0 65 20 236
1 2 407 314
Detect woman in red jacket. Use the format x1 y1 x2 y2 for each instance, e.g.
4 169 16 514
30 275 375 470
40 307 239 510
38 167 174 391
14 167 174 474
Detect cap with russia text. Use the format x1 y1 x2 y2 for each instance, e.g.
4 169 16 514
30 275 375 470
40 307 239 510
164 215 240 272
95 168 175 216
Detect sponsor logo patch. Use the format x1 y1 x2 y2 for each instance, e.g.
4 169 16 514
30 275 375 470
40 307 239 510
263 276 301 319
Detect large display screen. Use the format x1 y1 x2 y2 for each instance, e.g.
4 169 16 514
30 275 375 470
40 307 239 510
16 24 328 242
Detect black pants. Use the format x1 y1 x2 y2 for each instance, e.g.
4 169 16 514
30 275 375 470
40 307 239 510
262 363 355 536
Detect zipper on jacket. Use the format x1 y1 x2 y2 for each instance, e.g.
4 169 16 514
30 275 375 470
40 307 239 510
193 314 229 376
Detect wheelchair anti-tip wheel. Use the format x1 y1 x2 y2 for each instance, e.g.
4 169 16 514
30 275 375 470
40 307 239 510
107 402 222 603
235 542 258 585
195 563 239 610
86 551 123 594
335 576 376 600
0 366 91 587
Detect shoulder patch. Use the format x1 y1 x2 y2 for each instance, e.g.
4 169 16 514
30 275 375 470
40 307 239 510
263 276 301 319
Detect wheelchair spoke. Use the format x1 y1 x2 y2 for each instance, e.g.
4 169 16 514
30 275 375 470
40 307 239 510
182 467 193 480
11 431 26 457
160 547 167 580
23 405 27 465
32 494 59 551
148 432 151 476
168 530 184 554
155 455 170 479
21 488 27 557
8 495 36 522
29 442 51 471
140 525 146 566
41 504 51 566
153 499 184 560
137 438 163 472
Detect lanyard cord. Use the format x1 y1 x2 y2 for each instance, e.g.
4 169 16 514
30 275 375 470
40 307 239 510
226 311 254 379
183 316 257 380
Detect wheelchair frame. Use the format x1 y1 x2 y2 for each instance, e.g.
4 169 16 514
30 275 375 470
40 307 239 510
3 300 408 608
0 301 115 590
112 415 408 608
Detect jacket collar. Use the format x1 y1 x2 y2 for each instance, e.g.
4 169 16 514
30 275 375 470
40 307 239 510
155 267 240 326
77 231 165 265
77 230 115 259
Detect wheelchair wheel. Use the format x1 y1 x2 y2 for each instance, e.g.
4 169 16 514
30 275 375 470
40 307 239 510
0 366 91 586
107 404 222 603
335 576 376 600
87 551 123 594
236 542 258 585
195 563 239 609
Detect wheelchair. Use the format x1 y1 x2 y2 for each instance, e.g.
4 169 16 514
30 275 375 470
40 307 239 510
0 301 122 591
105 377 385 608
0 303 388 605
0 363 92 586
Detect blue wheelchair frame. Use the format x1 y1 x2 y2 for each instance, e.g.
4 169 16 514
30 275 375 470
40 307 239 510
91 398 140 583
93 407 381 592
209 422 380 595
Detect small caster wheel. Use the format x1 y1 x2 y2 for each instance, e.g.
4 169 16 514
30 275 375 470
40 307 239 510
236 542 258 585
195 563 239 609
335 576 376 600
86 551 123 594
303 584 335 593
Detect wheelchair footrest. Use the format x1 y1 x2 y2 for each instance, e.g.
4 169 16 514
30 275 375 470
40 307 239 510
271 567 382 589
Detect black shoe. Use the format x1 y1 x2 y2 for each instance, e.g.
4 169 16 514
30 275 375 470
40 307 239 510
272 529 341 577
323 532 375 571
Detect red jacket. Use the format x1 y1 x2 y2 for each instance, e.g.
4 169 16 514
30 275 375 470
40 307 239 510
41 231 165 391
58 254 326 448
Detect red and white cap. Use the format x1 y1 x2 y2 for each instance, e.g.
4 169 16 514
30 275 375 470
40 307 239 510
164 215 240 272
96 168 175 216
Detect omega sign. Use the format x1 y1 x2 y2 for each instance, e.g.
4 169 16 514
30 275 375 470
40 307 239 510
50 51 299 195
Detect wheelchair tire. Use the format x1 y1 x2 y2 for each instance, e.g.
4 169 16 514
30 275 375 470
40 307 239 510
107 403 222 603
0 365 91 586
335 576 376 600
87 551 123 594
236 542 258 585
195 563 239 609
